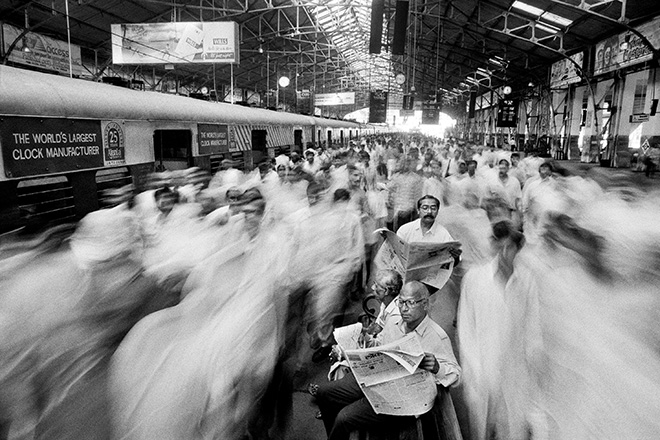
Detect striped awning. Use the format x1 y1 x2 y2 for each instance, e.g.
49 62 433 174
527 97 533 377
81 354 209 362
230 124 296 151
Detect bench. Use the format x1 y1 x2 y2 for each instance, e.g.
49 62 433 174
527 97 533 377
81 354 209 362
349 386 463 440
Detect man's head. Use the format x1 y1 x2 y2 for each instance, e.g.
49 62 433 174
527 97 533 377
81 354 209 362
423 151 434 164
276 164 288 180
510 153 520 167
457 161 467 175
498 159 510 178
430 160 442 178
467 160 477 177
539 161 553 179
347 165 363 188
397 281 430 330
237 188 265 239
154 187 178 215
372 269 403 303
306 181 327 206
305 149 316 163
416 195 440 226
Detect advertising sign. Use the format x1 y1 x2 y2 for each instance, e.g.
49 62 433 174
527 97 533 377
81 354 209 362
402 94 414 111
1 117 104 178
314 92 356 106
198 124 230 155
111 22 239 64
2 24 83 76
102 121 126 166
497 99 519 127
369 91 388 123
550 52 584 88
421 102 440 125
594 16 660 76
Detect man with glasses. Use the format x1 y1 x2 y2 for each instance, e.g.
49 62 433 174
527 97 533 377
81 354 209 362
396 195 454 243
316 281 460 440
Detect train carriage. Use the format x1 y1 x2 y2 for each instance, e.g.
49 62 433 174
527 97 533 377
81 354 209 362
0 65 361 233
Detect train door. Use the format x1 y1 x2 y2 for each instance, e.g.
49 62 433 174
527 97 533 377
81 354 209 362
153 129 192 171
294 129 303 151
327 130 332 148
340 130 344 146
251 129 267 164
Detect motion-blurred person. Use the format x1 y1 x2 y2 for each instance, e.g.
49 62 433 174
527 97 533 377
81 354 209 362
457 221 524 440
0 207 165 440
486 159 522 224
298 189 365 362
303 148 321 176
388 159 424 231
315 281 461 440
110 187 296 440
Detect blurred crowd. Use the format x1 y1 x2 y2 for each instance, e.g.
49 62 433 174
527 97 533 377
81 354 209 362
0 133 659 440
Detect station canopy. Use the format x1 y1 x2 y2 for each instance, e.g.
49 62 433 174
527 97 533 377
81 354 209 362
1 0 659 112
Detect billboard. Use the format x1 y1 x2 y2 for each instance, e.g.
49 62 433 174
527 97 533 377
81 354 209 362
111 22 239 64
2 24 83 76
550 52 583 89
314 92 356 106
594 16 660 76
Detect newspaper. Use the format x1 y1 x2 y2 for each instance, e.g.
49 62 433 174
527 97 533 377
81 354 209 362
373 228 460 290
342 333 438 416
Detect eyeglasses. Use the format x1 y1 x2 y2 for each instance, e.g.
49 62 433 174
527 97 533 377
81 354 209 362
395 298 426 309
419 205 438 212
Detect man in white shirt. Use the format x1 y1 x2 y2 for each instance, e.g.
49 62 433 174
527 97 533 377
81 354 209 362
486 159 522 212
316 281 461 440
396 195 454 243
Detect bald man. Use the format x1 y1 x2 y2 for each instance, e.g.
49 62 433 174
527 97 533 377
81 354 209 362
316 281 461 440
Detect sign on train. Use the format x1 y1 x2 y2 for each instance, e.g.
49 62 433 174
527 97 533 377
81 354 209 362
197 124 230 155
1 117 104 178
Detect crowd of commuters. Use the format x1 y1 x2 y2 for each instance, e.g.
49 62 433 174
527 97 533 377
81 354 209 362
1 132 659 440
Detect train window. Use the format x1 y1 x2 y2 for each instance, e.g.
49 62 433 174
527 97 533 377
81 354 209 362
17 176 76 227
153 129 192 165
294 130 303 149
327 130 332 147
96 167 132 208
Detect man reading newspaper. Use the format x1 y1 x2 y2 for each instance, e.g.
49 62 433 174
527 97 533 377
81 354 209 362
316 281 461 440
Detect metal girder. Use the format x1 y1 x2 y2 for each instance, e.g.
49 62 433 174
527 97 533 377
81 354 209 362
551 0 660 58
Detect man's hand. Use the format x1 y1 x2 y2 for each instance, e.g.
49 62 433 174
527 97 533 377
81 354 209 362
420 353 439 374
329 345 343 363
448 247 462 260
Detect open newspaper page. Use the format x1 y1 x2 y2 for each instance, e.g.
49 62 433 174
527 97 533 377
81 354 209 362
343 333 437 416
373 228 461 289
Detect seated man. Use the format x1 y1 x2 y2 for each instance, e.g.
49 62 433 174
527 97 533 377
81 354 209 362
364 269 403 337
316 281 461 440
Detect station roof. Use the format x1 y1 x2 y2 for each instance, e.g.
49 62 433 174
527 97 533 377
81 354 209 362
1 0 659 111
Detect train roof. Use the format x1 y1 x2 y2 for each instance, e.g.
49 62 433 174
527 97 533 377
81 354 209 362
0 66 359 128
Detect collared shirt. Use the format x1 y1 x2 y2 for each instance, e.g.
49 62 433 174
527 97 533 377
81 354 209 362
396 218 454 243
380 315 461 387
375 296 401 329
486 174 522 210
